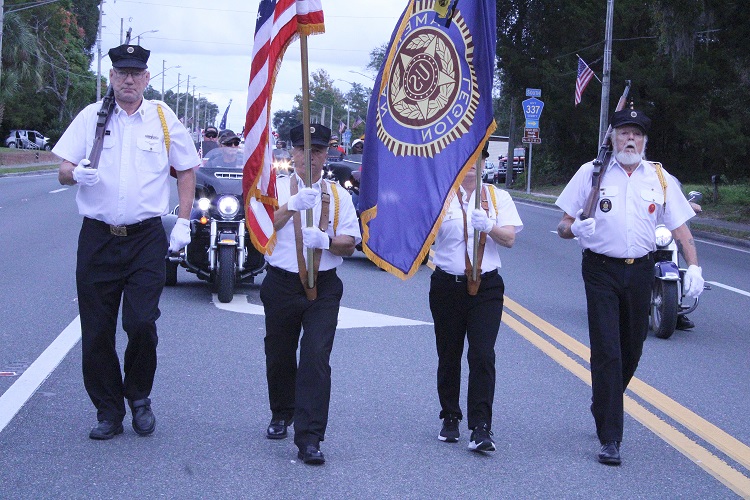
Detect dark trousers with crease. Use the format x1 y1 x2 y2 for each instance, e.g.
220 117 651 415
582 250 654 444
429 269 504 430
260 266 342 449
76 217 166 423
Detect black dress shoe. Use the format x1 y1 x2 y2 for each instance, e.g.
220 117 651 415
676 315 695 330
598 441 621 465
89 420 124 440
266 418 292 439
297 444 325 465
130 398 156 436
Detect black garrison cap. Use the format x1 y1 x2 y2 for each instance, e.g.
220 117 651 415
108 44 150 69
290 123 332 148
610 109 651 133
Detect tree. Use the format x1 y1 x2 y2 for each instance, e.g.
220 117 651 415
273 108 301 143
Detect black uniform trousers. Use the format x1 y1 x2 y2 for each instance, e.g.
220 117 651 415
260 265 343 449
581 249 654 444
429 268 505 430
76 217 166 423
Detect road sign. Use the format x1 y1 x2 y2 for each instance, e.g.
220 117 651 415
524 128 539 139
526 88 542 97
525 120 539 128
521 137 541 144
522 97 544 121
343 130 352 145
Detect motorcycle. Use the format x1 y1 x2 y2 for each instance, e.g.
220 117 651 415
162 148 266 303
650 190 708 339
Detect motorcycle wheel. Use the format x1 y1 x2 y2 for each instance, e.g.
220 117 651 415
217 245 236 303
651 279 679 339
165 259 178 286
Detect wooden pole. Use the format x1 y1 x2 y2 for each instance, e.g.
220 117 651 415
300 34 315 289
472 156 481 281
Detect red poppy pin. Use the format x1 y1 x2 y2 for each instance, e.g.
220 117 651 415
648 203 656 214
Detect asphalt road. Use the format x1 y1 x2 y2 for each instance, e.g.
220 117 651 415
1 172 749 498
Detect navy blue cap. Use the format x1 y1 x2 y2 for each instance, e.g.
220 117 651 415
610 109 651 133
108 44 150 69
290 123 331 147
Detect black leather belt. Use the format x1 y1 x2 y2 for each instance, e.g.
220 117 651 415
86 216 161 237
267 265 336 279
583 249 653 265
434 266 498 282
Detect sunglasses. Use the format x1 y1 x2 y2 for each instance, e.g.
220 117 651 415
223 139 241 147
204 132 218 138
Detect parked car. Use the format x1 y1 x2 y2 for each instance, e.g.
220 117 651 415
497 147 525 183
4 130 51 150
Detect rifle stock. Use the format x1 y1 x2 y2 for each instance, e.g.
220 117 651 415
580 80 631 220
87 29 132 169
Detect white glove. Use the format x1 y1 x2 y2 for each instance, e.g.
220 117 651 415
470 209 494 233
571 208 596 238
168 218 191 253
287 187 320 212
72 159 99 186
302 227 330 250
683 265 704 299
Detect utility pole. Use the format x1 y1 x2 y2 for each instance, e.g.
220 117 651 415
505 96 516 189
183 75 190 123
175 73 181 118
0 0 5 91
161 60 166 100
96 0 104 101
598 0 615 145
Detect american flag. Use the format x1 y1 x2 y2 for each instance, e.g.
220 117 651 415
242 0 325 254
575 56 595 106
352 116 364 129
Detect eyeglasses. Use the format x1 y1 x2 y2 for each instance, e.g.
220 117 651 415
113 68 147 80
222 139 241 147
204 132 218 139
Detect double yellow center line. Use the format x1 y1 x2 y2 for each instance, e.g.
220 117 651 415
502 296 750 497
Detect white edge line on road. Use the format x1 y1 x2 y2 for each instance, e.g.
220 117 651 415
49 188 68 194
707 281 750 298
0 316 81 434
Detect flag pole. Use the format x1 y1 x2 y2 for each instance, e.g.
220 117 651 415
472 156 481 281
300 33 315 288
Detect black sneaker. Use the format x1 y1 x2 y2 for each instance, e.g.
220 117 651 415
438 415 460 442
468 423 495 452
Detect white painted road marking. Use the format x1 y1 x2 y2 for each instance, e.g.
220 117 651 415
212 294 432 329
707 281 750 298
0 317 81 434
49 188 68 194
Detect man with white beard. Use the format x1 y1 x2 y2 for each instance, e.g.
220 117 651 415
555 109 704 466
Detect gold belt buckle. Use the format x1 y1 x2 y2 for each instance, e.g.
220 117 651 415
624 258 634 264
110 225 127 236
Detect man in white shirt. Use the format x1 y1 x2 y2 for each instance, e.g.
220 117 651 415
556 109 704 465
54 43 199 440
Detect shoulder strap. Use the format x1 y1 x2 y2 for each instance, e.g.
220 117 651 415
156 105 171 154
328 180 340 235
650 161 668 210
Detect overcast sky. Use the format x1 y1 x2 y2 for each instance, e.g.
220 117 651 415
95 0 409 132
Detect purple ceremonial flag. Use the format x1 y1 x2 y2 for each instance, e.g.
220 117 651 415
359 0 497 279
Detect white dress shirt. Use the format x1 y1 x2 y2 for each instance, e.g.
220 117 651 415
432 185 523 275
53 99 200 226
556 159 695 258
266 174 362 272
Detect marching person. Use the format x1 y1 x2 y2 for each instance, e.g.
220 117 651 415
53 43 199 440
430 144 523 453
261 123 361 465
555 109 704 465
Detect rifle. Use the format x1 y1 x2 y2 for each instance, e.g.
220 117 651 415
88 29 132 169
580 80 631 219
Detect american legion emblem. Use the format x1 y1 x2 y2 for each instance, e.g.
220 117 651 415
376 0 478 157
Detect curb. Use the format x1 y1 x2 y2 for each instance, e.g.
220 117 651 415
512 195 750 250
0 166 58 178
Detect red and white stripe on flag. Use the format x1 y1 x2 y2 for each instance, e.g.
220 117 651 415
575 57 595 106
242 0 325 255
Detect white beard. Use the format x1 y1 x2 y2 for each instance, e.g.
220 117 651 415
615 150 643 166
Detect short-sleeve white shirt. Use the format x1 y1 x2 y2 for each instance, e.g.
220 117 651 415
555 159 695 258
266 174 362 272
432 184 523 275
53 99 200 226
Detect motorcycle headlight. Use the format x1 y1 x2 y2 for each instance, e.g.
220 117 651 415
197 197 211 211
654 224 673 247
217 195 240 220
